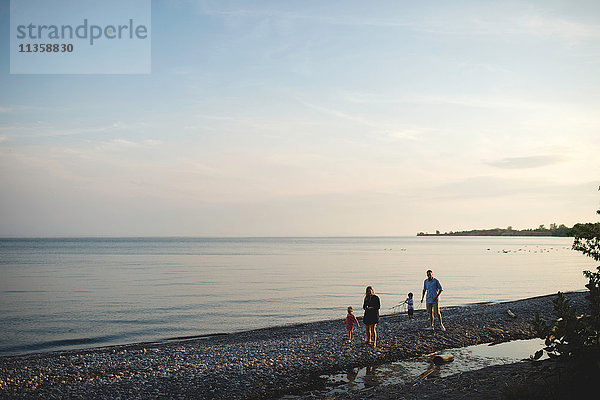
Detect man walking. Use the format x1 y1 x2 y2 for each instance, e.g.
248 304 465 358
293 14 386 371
421 269 445 331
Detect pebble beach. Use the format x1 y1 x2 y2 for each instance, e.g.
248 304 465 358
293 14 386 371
0 291 587 399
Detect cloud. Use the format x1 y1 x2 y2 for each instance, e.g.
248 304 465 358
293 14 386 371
99 138 163 149
379 128 426 141
0 107 12 113
343 91 569 111
0 121 156 138
522 15 600 42
198 1 600 43
297 98 423 141
487 155 564 169
196 114 235 121
298 99 380 128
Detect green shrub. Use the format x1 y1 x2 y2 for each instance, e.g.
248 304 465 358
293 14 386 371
532 221 600 373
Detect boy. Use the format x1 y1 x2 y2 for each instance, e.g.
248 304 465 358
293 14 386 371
404 292 414 318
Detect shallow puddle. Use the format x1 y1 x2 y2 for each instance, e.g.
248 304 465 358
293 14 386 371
282 338 547 398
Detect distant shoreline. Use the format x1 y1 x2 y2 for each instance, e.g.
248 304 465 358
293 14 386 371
417 232 571 237
417 224 572 237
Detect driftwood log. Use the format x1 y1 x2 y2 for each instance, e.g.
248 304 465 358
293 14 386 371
433 354 455 365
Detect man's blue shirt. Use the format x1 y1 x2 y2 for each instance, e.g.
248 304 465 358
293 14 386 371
423 278 442 303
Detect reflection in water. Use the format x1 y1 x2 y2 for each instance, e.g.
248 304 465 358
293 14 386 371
415 362 442 382
287 338 546 399
363 366 380 388
345 368 358 385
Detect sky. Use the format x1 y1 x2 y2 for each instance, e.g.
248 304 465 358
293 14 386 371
0 0 599 237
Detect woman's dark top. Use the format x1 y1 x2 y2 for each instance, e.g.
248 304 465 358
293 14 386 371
363 294 381 325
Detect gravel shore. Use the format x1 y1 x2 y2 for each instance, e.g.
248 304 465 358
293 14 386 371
0 291 587 399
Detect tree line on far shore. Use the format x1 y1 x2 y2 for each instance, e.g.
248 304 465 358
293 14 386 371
417 223 572 237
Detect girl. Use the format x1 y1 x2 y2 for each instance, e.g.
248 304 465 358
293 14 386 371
345 306 360 342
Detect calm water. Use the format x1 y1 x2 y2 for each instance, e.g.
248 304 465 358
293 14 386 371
0 236 594 356
292 339 547 398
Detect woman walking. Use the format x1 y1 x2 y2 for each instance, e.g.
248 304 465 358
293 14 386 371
362 286 380 347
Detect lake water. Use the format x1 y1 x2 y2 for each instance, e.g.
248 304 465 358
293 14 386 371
0 236 595 356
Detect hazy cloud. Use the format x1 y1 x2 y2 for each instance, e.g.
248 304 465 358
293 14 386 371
522 15 600 42
2 0 599 236
198 1 600 43
487 155 565 169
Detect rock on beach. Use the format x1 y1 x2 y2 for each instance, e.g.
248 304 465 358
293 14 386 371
0 292 587 399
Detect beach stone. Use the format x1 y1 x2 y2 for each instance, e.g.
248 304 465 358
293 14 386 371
0 292 588 400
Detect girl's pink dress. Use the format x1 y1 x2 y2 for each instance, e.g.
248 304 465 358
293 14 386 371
346 314 357 331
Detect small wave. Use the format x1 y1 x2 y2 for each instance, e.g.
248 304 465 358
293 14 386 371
0 334 125 354
3 290 48 293
308 306 339 312
150 282 217 287
163 332 228 341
